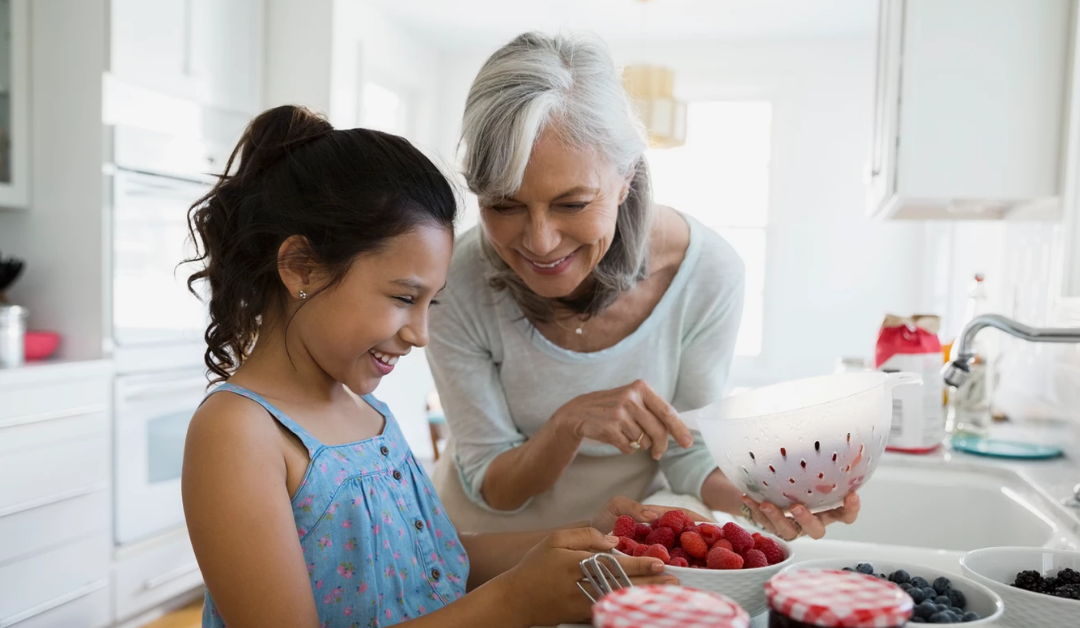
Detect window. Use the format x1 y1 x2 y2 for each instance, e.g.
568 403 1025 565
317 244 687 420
647 101 771 357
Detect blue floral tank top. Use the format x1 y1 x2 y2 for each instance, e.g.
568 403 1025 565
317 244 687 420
201 383 469 627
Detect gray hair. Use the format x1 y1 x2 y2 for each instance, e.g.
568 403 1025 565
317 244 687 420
460 31 654 323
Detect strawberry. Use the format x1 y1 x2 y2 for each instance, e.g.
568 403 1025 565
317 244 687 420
632 544 649 557
711 539 733 552
634 523 652 543
669 557 690 568
645 526 676 549
645 543 671 564
616 536 639 554
754 536 786 565
707 547 744 570
741 549 768 569
679 532 709 559
612 515 636 538
670 548 689 561
657 510 687 532
697 524 723 546
722 522 754 555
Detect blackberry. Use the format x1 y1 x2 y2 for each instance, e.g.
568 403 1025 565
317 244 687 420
1058 567 1080 585
1013 570 1045 592
1042 577 1060 591
1051 583 1080 600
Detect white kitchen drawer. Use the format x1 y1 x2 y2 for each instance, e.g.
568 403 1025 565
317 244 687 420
0 407 108 455
0 582 110 628
0 487 109 565
113 528 203 621
0 434 109 515
0 376 107 426
0 533 110 624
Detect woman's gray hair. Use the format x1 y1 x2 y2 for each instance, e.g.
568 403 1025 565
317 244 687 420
460 31 654 322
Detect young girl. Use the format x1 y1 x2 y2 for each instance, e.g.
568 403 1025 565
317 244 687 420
182 105 686 628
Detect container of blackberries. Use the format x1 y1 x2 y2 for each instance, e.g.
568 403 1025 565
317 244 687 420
962 547 1080 628
780 558 1003 624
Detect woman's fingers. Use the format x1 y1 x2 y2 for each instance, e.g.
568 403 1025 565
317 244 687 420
739 497 778 536
628 574 680 587
613 555 667 577
550 527 619 552
789 504 826 540
626 403 669 459
758 501 802 541
637 382 693 448
817 493 861 526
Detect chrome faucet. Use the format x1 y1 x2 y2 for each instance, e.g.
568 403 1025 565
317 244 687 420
941 314 1080 388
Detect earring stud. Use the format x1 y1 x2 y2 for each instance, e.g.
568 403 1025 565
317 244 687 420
298 290 307 300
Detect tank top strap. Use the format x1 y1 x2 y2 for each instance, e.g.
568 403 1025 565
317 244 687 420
207 383 324 456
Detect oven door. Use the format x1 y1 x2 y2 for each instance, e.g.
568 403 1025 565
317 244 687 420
112 169 210 349
114 370 207 546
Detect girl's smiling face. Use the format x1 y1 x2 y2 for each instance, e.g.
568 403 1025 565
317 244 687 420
283 224 453 395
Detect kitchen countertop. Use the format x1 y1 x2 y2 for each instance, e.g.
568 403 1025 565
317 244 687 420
0 358 113 388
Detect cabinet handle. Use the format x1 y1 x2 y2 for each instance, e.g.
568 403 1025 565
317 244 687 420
0 579 108 627
144 561 201 591
0 404 107 430
0 482 108 518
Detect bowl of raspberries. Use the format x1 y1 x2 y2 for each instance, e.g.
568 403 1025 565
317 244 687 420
780 558 1003 624
961 546 1080 628
610 510 792 616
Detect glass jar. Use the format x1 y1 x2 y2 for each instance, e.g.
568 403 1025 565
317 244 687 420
593 585 750 628
765 570 912 628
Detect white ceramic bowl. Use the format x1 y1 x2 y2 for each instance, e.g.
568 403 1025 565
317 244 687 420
615 530 793 617
961 547 1080 628
780 558 1004 625
686 372 916 512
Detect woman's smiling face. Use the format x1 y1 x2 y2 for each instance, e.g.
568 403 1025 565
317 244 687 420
479 131 631 300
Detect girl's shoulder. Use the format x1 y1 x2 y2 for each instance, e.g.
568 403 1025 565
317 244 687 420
186 386 284 459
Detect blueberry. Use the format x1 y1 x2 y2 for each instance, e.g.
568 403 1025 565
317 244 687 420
909 588 927 604
934 576 953 595
929 611 949 623
911 576 931 589
922 587 938 600
934 595 951 606
950 607 964 616
914 601 937 620
935 603 950 613
855 563 875 575
948 588 966 609
962 611 981 622
890 569 911 584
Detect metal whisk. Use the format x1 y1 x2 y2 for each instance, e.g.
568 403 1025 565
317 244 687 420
578 553 633 603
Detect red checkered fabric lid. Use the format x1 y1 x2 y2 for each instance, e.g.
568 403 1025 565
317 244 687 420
765 570 914 627
593 585 750 628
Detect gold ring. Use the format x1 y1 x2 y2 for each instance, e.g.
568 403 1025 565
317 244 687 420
629 433 645 450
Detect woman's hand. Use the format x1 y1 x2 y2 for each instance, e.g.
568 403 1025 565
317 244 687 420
739 493 861 541
500 527 677 627
553 380 693 459
589 496 712 534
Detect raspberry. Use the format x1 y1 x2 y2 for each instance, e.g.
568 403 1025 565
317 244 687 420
722 522 754 555
711 539 733 552
706 547 744 570
697 524 723 546
650 518 660 530
616 536 639 554
754 536 785 565
679 532 709 559
645 543 671 564
751 532 764 542
742 549 768 569
645 526 676 549
669 557 690 568
670 548 689 561
658 510 687 531
632 544 649 557
682 522 697 535
613 515 636 538
634 523 652 543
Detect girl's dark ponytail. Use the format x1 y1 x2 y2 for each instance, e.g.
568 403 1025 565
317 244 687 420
186 105 456 383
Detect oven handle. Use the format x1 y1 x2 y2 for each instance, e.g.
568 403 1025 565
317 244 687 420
0 579 109 627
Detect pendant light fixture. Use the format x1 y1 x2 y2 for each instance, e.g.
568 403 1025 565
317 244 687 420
621 0 688 149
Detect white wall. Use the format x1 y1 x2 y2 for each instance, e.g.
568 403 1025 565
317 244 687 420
0 0 109 361
432 38 927 388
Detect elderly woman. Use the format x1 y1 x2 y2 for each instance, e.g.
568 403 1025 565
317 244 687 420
428 32 859 540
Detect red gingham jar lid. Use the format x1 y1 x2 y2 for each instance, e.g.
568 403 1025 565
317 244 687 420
765 570 913 627
593 585 750 628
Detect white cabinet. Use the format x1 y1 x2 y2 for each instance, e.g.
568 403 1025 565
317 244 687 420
110 0 264 115
868 0 1072 220
0 0 30 209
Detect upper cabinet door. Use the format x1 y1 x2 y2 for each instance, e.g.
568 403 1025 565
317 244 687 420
111 0 264 116
0 0 30 210
868 0 1072 220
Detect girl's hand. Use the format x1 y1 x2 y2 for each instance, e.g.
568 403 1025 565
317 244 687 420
501 527 677 627
739 493 861 541
553 380 693 459
589 496 712 534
